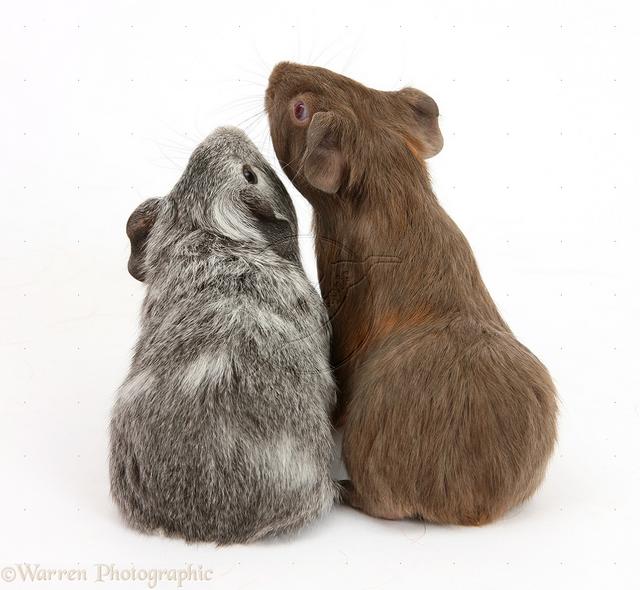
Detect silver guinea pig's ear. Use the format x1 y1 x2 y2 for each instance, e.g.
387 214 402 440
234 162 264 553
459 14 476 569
242 192 299 263
126 198 161 282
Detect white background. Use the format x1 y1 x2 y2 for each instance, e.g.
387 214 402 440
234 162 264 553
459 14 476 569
1 1 639 588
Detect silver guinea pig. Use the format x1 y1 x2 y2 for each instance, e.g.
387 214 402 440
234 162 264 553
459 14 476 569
110 127 337 544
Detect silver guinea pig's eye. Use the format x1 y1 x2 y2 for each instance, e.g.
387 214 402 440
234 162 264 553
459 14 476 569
242 165 258 184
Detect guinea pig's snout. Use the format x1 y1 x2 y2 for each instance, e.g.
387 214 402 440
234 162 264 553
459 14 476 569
265 86 275 111
265 62 291 109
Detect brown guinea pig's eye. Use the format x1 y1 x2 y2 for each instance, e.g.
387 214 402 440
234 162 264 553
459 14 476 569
293 100 309 122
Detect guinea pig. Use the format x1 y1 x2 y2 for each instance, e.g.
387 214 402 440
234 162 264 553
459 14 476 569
265 63 558 526
109 126 337 544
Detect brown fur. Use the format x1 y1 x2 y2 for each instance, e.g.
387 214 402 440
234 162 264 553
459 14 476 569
266 62 557 525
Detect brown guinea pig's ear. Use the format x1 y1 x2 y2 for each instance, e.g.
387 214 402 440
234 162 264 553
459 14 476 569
302 111 345 194
126 198 161 282
398 87 443 159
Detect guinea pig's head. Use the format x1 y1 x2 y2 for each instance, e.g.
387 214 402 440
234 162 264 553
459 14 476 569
265 62 442 200
126 127 299 282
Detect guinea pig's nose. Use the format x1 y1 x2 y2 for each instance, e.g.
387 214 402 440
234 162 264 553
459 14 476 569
265 84 276 106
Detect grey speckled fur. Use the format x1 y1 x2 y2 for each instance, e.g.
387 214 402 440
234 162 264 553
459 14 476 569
110 127 337 544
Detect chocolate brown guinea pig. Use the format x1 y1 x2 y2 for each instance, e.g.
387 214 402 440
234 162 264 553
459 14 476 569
265 63 558 525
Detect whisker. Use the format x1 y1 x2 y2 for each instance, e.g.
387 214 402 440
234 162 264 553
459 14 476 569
215 96 265 112
235 79 267 89
238 65 268 83
234 110 264 129
153 140 194 156
152 143 186 171
259 124 271 155
242 117 269 134
308 31 341 67
155 122 201 147
289 145 315 183
250 40 271 72
341 27 365 74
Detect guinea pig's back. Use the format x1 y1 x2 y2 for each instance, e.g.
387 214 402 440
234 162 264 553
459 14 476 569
110 251 336 544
